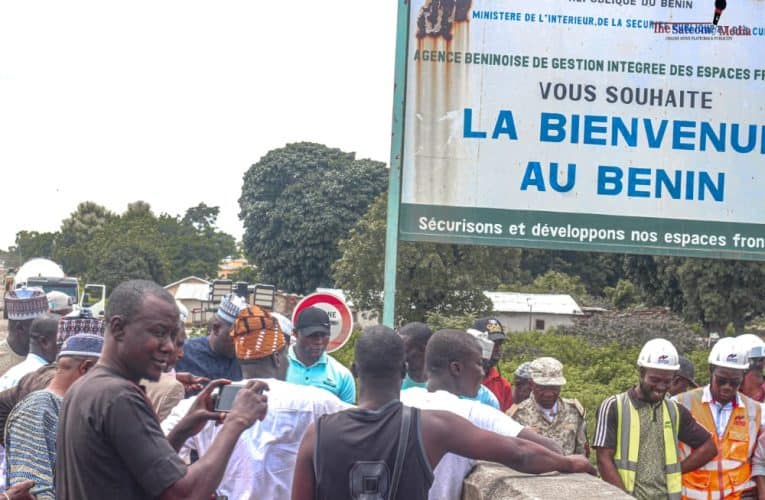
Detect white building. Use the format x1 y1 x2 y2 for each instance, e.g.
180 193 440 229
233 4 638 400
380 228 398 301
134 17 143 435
483 291 584 332
164 276 211 325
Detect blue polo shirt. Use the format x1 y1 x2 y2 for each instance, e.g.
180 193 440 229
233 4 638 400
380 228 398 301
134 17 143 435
286 345 356 404
401 374 427 390
461 384 500 410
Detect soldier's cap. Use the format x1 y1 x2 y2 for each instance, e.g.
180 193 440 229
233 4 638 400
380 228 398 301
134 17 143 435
514 362 533 380
677 356 698 388
530 357 567 386
473 317 506 341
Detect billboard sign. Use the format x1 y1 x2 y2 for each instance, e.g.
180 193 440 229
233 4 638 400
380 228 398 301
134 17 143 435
398 0 765 259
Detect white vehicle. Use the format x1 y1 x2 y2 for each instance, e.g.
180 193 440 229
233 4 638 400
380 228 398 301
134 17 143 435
8 258 107 317
80 284 107 317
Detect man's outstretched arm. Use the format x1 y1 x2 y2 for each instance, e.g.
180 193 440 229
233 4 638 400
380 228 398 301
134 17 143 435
421 409 596 475
518 427 563 455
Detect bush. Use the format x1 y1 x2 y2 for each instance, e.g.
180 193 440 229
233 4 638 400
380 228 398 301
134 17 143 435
498 330 710 444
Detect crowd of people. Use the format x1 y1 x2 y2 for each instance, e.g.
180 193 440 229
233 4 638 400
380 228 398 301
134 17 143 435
2 279 765 499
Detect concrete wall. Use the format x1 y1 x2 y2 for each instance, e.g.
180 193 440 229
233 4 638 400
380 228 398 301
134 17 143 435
494 313 577 333
462 462 632 500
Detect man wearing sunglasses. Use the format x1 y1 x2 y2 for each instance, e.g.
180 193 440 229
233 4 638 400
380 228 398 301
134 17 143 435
674 337 762 499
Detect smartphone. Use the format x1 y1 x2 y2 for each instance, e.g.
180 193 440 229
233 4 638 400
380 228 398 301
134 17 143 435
214 384 244 412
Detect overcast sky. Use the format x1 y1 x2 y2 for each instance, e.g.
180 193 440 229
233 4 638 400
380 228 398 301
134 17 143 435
0 1 398 250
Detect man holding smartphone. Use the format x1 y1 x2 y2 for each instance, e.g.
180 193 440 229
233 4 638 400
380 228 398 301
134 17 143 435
163 304 349 499
56 280 269 500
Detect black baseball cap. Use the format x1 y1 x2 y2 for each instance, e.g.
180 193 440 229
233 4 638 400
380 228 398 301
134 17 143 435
295 307 331 336
473 317 507 341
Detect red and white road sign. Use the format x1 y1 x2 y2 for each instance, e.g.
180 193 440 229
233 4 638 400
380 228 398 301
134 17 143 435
291 292 354 353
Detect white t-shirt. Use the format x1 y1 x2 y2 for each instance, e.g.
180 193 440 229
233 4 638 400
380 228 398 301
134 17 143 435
162 378 351 500
400 387 524 500
0 353 47 392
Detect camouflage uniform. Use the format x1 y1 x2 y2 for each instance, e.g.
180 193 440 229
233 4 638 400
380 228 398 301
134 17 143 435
506 356 588 456
507 395 588 456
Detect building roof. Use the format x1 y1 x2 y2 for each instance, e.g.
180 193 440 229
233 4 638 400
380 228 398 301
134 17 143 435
164 276 210 290
483 291 584 316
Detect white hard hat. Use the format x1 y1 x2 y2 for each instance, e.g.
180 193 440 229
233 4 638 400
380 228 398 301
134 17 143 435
466 328 494 360
708 337 749 370
637 338 680 371
736 334 765 360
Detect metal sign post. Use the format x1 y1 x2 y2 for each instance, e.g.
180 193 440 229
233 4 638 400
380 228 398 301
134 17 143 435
382 0 412 327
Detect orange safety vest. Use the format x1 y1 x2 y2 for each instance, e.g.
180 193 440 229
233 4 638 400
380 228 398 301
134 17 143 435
676 388 761 500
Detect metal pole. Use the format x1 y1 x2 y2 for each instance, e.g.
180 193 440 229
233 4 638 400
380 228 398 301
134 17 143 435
382 0 411 327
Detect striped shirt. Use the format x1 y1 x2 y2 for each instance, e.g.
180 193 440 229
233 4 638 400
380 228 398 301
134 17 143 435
5 389 62 500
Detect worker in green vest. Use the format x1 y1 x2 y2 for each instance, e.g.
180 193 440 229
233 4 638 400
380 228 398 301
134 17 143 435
593 338 717 499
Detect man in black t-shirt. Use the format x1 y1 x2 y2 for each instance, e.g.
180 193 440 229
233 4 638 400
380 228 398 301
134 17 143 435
56 280 268 500
292 325 596 500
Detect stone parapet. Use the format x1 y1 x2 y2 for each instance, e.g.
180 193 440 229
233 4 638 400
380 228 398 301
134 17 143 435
462 461 633 499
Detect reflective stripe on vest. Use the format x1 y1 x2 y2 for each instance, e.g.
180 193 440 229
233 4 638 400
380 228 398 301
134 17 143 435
677 388 760 499
614 392 682 499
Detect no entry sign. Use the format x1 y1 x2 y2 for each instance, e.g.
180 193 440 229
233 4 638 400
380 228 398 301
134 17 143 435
292 292 354 353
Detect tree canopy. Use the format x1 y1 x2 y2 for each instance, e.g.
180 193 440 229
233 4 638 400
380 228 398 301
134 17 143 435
9 201 236 291
332 194 522 323
239 142 387 294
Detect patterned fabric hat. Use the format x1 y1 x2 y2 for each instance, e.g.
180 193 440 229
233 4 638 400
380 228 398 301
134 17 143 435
217 294 247 325
514 362 533 380
4 287 48 320
530 357 567 386
57 309 106 345
231 305 285 361
58 333 104 359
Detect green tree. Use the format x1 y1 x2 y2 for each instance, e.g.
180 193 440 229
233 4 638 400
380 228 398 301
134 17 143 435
226 266 262 284
160 204 237 281
518 250 625 296
515 271 588 302
239 142 387 294
623 255 685 312
14 231 56 261
676 259 765 332
332 194 521 323
182 202 220 232
53 202 115 276
624 256 765 331
603 279 641 310
85 209 169 290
